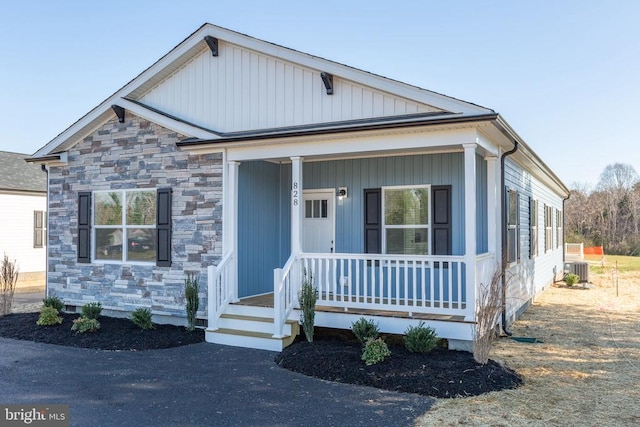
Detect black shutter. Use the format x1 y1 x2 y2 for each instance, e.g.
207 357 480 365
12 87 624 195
364 188 381 254
156 188 172 267
432 185 452 255
78 192 92 263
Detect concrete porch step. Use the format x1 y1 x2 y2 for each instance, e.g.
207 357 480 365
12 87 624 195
206 326 298 352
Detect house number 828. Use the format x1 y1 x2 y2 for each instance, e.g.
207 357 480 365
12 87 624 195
292 182 299 206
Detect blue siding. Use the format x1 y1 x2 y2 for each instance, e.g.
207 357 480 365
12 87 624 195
476 154 488 253
238 161 286 297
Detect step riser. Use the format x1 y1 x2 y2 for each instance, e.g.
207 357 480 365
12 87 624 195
218 317 294 335
225 304 274 318
206 331 284 352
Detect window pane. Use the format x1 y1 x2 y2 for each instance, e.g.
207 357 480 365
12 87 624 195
386 228 428 255
508 191 518 226
95 228 123 261
313 200 320 218
385 189 429 226
95 192 123 225
321 200 328 218
305 200 312 218
126 229 157 262
126 191 156 225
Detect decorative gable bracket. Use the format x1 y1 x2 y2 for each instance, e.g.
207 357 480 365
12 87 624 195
111 105 125 123
205 36 219 57
320 72 334 95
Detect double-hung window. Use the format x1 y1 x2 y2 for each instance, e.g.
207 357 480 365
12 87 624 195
94 190 157 263
506 189 519 264
529 198 538 258
556 209 563 249
382 186 429 255
544 205 553 252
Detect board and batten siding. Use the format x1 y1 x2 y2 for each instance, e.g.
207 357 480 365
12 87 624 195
0 193 46 273
504 158 564 322
138 43 440 133
237 153 489 296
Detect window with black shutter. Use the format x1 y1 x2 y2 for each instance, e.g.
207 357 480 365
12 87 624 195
364 188 381 254
78 192 92 263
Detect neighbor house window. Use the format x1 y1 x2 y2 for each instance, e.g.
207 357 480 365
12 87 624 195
529 198 538 258
556 209 563 249
94 190 157 263
33 211 46 248
382 186 429 255
506 189 519 264
544 205 553 252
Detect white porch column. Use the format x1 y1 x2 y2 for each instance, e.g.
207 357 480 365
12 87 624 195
228 161 240 302
291 156 304 255
486 156 499 256
463 144 477 321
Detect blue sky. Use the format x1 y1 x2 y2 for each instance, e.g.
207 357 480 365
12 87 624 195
1 0 638 188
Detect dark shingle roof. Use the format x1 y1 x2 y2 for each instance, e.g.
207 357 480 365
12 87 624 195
0 151 47 193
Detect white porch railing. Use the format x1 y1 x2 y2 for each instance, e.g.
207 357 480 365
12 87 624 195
273 253 299 338
298 253 470 317
208 251 234 330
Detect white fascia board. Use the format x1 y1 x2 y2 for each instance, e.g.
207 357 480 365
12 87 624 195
116 99 220 140
475 130 500 157
225 127 478 162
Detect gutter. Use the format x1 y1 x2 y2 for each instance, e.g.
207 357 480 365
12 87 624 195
500 139 519 336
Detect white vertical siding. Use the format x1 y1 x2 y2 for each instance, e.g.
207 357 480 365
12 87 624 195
139 44 441 133
504 159 564 322
0 193 46 273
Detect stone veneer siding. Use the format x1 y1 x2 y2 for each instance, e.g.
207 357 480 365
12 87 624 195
47 114 222 321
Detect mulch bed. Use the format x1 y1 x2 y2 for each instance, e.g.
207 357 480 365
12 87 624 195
0 312 204 351
275 331 523 398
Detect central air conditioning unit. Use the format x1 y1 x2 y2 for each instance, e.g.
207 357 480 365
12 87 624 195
565 262 589 283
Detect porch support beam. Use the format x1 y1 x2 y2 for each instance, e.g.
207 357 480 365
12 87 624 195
463 143 477 322
486 156 499 255
228 161 240 302
291 156 304 255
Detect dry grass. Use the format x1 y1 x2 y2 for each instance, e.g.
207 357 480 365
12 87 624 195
416 259 640 427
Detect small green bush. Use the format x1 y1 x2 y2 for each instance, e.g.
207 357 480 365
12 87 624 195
42 296 64 312
351 317 379 344
361 338 391 365
81 302 102 320
185 273 200 331
565 273 579 287
299 270 318 342
131 308 154 330
404 321 438 353
37 306 63 326
71 317 100 333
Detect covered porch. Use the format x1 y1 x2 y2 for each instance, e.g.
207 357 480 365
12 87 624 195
205 127 502 350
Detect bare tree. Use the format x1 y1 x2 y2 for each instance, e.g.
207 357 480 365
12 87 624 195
0 254 19 316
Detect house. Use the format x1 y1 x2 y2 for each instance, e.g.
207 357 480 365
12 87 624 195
29 23 569 351
0 151 47 292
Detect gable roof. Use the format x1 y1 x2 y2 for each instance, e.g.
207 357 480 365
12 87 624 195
31 23 494 160
0 151 47 193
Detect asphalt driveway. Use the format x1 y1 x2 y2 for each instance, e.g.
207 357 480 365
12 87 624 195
0 338 432 426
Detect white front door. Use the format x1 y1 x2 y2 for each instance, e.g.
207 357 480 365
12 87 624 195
303 190 335 253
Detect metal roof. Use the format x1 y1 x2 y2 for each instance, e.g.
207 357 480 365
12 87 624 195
0 151 47 193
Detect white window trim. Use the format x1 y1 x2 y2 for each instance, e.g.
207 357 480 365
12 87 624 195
381 184 431 256
92 189 156 265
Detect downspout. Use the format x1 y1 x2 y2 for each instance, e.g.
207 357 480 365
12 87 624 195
41 164 50 298
500 140 518 336
562 193 570 265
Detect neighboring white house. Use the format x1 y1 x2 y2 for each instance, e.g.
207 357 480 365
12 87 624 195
28 24 569 351
0 151 47 292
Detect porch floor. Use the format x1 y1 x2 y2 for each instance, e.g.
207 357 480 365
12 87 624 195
235 293 467 323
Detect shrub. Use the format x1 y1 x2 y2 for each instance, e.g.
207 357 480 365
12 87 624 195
37 306 63 326
404 321 438 353
71 317 100 333
565 273 579 287
185 273 200 331
299 270 317 342
42 296 64 312
0 254 19 316
351 317 379 344
81 302 102 320
131 308 154 330
473 266 504 364
361 338 391 365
